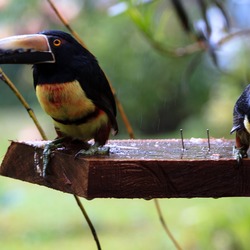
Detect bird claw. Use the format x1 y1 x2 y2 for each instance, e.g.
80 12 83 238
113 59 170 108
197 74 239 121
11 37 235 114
42 138 65 177
233 147 248 167
236 152 243 167
42 139 110 176
75 144 110 158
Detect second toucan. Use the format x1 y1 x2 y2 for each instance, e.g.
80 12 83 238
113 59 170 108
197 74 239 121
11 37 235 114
231 84 250 163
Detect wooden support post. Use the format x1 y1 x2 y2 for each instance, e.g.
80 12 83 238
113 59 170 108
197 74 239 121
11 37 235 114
0 139 249 199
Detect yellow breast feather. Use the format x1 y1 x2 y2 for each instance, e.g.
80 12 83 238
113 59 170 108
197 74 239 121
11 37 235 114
36 80 95 121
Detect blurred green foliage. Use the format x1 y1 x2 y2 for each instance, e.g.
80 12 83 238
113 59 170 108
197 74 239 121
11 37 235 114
2 174 250 250
1 1 250 250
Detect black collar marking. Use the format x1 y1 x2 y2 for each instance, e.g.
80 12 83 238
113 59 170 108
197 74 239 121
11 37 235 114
52 108 100 125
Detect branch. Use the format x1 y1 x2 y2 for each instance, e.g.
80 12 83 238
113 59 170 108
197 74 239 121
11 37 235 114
0 68 47 140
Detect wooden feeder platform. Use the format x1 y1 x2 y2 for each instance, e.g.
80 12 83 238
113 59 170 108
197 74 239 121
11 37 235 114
0 139 249 199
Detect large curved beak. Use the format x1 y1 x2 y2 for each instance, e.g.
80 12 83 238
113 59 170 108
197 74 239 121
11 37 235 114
0 34 55 64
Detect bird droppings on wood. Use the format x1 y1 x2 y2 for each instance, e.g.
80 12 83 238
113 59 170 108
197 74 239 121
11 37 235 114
1 139 250 199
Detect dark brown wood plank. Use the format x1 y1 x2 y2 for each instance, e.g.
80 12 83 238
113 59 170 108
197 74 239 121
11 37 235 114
0 139 249 199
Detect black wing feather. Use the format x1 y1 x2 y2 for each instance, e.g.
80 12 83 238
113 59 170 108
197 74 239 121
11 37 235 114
77 56 118 134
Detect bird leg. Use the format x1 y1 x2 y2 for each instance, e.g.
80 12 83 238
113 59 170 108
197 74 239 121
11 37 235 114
75 142 110 158
42 137 66 177
233 146 248 166
233 131 249 166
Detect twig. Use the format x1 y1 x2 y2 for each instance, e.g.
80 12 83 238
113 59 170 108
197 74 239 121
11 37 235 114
217 29 250 46
127 6 206 57
0 68 48 140
154 199 183 250
74 195 101 250
47 0 86 48
113 92 135 139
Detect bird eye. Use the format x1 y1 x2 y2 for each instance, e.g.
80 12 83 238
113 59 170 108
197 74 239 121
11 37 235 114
53 39 61 47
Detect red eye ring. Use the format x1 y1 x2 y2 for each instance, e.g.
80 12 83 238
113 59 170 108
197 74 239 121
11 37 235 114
53 39 61 47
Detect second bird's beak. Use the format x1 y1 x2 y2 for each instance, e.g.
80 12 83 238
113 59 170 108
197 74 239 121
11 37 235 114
0 34 55 64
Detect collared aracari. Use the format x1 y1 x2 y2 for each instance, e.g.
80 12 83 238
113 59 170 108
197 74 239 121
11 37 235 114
0 30 118 176
231 84 250 163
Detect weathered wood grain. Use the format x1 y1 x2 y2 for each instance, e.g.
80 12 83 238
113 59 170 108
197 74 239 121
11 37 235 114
0 139 249 199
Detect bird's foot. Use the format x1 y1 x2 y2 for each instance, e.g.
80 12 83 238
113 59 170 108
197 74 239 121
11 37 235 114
75 143 110 158
42 137 65 177
233 146 248 166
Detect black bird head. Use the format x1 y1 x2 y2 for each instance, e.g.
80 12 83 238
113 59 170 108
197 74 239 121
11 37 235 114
0 30 91 63
0 30 97 83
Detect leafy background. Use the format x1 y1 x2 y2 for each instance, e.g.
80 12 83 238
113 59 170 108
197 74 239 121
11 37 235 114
1 0 250 249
